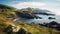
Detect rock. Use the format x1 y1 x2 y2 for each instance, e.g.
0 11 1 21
3 24 32 34
16 11 42 19
3 25 13 34
17 28 27 34
17 28 31 34
12 26 20 32
48 17 55 19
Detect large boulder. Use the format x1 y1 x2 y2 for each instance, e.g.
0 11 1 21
17 28 31 34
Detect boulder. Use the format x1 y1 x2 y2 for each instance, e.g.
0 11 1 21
17 28 31 34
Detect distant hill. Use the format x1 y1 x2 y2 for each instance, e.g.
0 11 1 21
0 4 16 10
19 7 55 16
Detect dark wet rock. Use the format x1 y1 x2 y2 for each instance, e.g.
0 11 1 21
48 21 60 29
48 21 58 25
47 21 58 27
17 28 26 34
48 17 55 19
17 28 31 34
38 21 60 30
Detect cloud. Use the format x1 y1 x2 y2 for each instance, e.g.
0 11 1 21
11 2 46 9
50 9 60 15
56 0 60 1
43 7 60 15
11 2 60 15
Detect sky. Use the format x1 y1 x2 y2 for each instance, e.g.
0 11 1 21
0 0 60 15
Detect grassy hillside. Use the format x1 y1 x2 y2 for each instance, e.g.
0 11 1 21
0 4 60 34
14 22 60 34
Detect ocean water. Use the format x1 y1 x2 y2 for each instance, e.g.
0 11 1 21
14 14 60 24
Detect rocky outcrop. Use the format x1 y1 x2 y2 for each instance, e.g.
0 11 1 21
16 11 42 19
38 21 60 30
3 24 31 34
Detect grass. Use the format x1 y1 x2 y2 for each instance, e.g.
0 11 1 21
13 22 60 34
0 14 59 34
